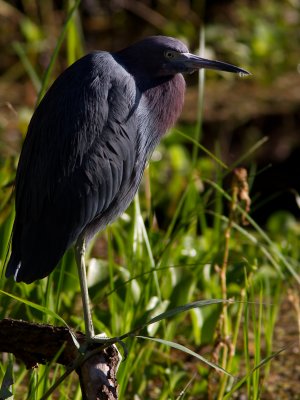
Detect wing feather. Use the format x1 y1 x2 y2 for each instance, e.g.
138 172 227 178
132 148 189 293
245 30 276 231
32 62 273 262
6 52 139 282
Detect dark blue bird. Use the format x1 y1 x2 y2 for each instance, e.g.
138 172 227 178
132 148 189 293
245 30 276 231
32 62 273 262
6 36 249 337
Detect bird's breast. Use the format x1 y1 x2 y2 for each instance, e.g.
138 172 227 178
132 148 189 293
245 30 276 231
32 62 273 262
134 73 185 164
142 74 186 136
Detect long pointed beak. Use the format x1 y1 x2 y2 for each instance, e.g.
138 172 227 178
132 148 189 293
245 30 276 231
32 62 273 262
181 52 250 75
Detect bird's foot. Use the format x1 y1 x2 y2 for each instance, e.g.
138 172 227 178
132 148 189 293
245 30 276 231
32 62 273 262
87 332 113 344
82 333 125 367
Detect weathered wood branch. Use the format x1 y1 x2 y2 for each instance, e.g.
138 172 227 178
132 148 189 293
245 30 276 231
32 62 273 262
0 318 119 400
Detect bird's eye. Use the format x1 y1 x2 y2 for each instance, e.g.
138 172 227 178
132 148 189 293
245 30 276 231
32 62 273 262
164 50 177 59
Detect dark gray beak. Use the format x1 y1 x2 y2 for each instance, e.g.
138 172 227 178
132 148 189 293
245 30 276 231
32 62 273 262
181 52 250 75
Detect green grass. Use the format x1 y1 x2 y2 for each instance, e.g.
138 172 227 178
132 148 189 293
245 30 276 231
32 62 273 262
1 2 300 399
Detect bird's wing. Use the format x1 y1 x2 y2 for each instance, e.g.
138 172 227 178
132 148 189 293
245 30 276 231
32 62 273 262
8 52 139 282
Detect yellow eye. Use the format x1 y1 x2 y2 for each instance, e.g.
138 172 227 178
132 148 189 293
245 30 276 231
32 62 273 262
164 50 177 59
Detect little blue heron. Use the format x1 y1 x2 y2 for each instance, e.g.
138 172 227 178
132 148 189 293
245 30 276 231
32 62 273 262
6 36 249 339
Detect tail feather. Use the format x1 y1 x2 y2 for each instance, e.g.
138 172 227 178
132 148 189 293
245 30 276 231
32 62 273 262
6 218 78 284
5 249 21 281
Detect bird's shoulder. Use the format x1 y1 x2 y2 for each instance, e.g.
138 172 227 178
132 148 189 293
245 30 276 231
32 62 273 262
22 50 139 160
15 51 140 222
56 51 135 93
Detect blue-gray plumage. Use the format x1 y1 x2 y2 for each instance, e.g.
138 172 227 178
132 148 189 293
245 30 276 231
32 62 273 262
6 36 248 336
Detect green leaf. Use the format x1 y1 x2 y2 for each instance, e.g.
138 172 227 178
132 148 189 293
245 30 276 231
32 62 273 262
0 360 13 400
223 345 290 399
137 336 233 377
146 299 225 326
0 289 68 327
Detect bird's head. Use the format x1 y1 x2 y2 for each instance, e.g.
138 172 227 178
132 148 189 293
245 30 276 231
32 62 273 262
115 36 250 80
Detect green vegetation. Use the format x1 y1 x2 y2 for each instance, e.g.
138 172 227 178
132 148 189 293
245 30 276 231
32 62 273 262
1 1 299 399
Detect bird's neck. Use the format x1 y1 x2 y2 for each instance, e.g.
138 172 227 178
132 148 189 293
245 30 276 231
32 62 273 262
142 74 186 136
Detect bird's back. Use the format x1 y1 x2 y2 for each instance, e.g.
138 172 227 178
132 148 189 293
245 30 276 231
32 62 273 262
6 49 185 283
6 52 138 282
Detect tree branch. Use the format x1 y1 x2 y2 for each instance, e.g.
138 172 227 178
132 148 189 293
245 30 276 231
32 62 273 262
0 318 119 399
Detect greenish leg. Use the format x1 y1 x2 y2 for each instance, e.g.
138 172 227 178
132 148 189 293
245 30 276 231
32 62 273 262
75 237 95 339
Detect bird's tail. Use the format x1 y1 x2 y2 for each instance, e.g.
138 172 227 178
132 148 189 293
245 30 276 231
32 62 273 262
5 220 73 284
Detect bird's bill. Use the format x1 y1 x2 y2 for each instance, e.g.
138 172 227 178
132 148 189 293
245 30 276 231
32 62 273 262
181 53 250 75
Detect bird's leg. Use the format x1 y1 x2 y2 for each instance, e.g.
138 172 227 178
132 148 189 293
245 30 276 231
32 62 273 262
74 236 122 374
74 238 123 374
75 237 95 340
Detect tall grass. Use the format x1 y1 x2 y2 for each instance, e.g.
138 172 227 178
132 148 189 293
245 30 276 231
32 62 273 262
1 2 299 399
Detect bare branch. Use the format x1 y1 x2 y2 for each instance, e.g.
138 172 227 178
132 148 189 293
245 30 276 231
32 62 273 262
0 318 119 400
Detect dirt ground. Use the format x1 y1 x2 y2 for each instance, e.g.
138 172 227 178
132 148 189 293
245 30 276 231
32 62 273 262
262 295 300 400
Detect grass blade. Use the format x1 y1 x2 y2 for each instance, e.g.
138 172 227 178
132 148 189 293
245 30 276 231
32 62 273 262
137 336 233 377
0 289 68 328
223 344 291 399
